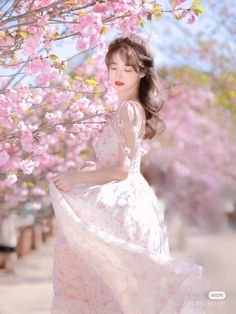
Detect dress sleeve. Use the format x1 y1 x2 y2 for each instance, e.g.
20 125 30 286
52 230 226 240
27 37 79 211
113 101 145 172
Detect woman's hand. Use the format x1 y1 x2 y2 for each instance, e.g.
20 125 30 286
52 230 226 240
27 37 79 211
80 161 96 171
53 173 78 192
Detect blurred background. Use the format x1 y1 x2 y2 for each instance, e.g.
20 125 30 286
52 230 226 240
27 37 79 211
0 0 235 313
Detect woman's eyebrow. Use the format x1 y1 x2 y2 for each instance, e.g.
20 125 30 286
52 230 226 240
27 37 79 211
110 62 132 66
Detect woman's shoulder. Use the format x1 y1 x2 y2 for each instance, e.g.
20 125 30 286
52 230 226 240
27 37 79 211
119 100 145 120
108 100 146 137
117 100 146 138
119 101 146 133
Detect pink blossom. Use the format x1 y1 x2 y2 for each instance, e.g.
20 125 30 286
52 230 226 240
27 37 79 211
16 101 32 113
70 124 82 133
0 151 10 167
21 130 34 152
169 0 186 5
20 159 39 175
0 95 11 115
22 36 41 56
36 69 60 85
27 202 42 211
173 161 191 178
39 0 54 7
38 14 50 26
31 187 46 196
44 39 53 49
4 174 17 187
119 16 139 33
143 3 153 13
89 34 98 46
98 36 106 49
14 6 22 14
6 89 18 102
18 120 27 131
55 125 66 135
25 58 51 75
31 94 43 105
0 35 14 48
27 26 38 35
187 15 196 24
79 15 95 26
30 0 53 10
45 111 62 124
180 9 190 19
92 4 106 13
76 40 89 52
69 97 90 117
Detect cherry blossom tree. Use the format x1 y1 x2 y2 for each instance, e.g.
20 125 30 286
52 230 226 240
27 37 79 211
141 68 236 230
138 0 236 230
0 0 204 214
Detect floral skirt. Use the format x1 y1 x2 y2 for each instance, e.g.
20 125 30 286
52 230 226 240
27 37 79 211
49 173 206 314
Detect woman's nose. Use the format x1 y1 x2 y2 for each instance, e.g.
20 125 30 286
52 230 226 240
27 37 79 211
116 69 123 79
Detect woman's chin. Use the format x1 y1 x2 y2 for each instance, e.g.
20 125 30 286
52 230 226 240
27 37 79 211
113 85 127 92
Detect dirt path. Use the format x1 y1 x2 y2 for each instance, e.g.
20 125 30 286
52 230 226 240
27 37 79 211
172 224 236 314
0 236 55 314
0 224 235 314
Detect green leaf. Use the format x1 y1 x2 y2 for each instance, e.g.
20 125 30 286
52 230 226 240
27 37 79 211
80 152 88 160
192 5 204 15
53 33 61 39
19 30 29 39
74 75 84 81
153 5 163 17
173 11 181 20
85 78 97 87
49 54 59 63
193 0 201 5
100 26 107 35
138 17 145 27
0 33 6 40
11 54 17 62
147 12 152 21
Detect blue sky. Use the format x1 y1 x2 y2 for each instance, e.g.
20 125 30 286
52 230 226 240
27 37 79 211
1 0 229 88
53 0 210 70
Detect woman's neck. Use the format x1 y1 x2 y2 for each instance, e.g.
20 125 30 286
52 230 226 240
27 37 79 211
118 94 140 107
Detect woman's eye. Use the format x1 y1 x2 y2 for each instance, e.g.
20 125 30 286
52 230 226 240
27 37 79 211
109 67 132 72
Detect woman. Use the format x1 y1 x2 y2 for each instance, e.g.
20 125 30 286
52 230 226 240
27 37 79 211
49 33 205 313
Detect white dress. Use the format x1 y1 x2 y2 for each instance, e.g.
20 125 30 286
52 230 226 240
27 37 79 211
49 100 206 314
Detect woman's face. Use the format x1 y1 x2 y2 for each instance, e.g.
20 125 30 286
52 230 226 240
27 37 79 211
108 52 145 93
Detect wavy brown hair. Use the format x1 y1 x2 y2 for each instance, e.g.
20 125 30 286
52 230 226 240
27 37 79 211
105 33 166 140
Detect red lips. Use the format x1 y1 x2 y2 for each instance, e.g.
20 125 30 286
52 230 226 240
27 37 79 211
115 81 125 86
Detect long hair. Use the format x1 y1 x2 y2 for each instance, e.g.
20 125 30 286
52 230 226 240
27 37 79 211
105 33 166 140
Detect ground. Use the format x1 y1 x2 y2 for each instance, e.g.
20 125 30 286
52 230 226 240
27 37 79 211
0 222 235 314
0 236 55 314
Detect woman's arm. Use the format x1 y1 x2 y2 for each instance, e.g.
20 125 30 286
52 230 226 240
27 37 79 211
53 101 143 191
80 161 96 170
75 102 143 186
76 163 128 185
53 161 128 191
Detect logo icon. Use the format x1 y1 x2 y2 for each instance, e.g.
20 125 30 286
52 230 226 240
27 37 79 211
208 291 226 300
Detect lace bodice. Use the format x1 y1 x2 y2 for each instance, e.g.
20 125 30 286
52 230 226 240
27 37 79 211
94 100 147 174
